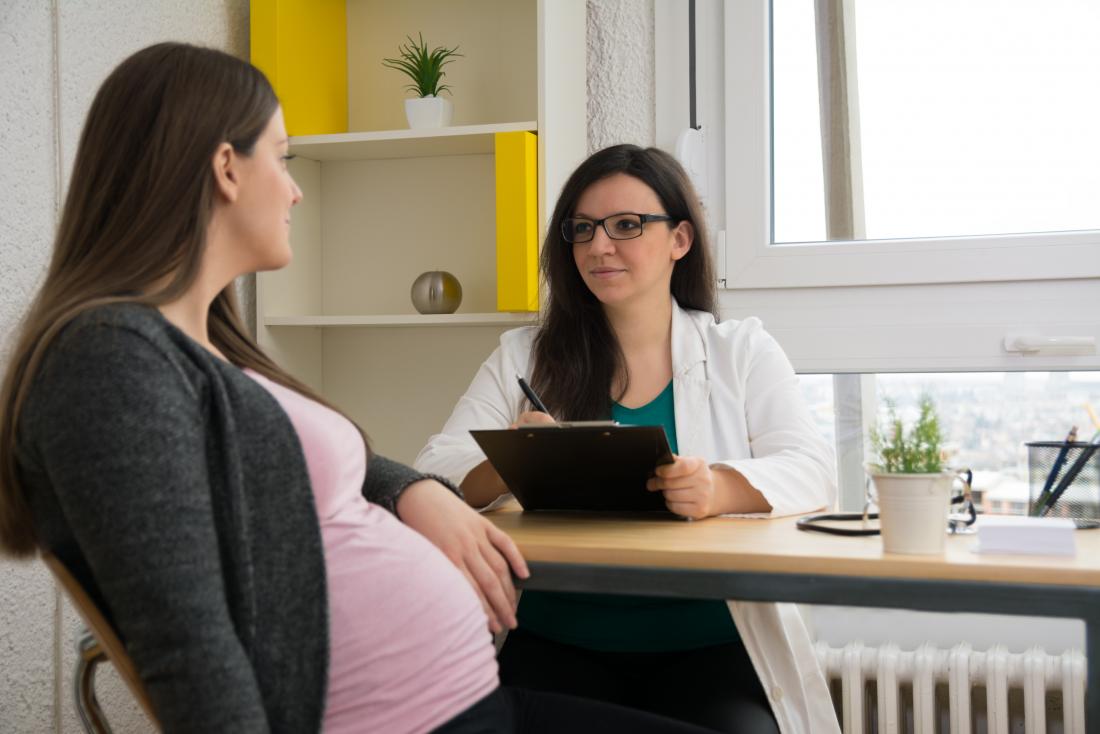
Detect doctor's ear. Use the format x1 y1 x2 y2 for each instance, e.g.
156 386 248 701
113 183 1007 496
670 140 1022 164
670 220 694 261
210 142 240 203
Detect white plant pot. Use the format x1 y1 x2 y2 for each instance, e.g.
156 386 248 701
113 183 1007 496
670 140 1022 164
870 472 953 554
404 96 453 129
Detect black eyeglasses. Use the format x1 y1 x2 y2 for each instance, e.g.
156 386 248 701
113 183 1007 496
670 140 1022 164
561 212 675 244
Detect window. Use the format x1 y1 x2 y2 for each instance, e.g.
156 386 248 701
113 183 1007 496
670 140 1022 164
654 0 1100 502
798 373 836 449
797 370 1100 511
870 371 1100 514
651 0 1100 374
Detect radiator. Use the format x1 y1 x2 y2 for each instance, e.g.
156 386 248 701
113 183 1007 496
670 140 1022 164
815 642 1086 734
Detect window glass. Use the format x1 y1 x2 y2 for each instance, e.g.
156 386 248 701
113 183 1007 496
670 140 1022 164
772 0 1100 244
772 0 826 243
871 372 1100 513
797 373 836 450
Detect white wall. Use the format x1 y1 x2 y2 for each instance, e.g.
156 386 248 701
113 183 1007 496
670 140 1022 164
0 2 248 731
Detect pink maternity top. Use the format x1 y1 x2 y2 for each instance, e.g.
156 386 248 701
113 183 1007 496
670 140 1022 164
245 370 498 733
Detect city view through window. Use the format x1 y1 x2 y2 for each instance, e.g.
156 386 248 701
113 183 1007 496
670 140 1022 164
797 372 1100 513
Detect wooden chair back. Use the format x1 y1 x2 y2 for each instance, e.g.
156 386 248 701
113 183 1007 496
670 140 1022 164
42 552 159 727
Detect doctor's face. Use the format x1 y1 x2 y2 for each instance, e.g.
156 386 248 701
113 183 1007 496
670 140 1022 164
570 173 692 311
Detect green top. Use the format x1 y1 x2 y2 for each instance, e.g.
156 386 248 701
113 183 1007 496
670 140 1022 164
516 381 741 652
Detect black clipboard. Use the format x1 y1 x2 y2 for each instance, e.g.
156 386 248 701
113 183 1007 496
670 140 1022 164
470 423 675 512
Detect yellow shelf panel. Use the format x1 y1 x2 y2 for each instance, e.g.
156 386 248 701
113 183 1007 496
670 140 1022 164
250 0 347 135
495 131 539 313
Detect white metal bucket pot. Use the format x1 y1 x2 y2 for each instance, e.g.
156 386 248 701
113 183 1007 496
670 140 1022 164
871 472 954 554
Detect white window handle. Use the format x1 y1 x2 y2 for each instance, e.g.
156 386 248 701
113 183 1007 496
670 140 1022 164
1003 333 1097 354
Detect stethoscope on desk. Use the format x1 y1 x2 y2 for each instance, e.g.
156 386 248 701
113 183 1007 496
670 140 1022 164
796 469 978 537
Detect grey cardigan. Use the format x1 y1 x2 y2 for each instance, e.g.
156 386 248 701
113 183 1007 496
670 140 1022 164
17 303 456 733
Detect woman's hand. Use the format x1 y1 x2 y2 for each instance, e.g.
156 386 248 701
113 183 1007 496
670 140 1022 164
510 411 555 428
647 456 771 519
396 480 530 633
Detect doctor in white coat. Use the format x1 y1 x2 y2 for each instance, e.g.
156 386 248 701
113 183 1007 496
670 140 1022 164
415 144 840 734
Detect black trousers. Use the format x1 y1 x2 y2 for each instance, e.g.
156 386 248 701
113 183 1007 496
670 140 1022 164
495 628 779 734
433 685 719 734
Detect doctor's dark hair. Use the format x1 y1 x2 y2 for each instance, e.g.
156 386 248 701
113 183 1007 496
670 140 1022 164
530 144 718 421
0 42 357 557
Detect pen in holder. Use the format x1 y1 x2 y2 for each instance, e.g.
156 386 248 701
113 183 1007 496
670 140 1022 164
1027 440 1100 527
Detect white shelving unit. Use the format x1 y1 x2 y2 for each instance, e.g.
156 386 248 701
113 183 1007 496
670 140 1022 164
256 0 586 463
288 121 537 161
265 313 538 328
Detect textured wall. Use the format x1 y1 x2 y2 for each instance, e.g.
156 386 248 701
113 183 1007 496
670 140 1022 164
586 0 655 152
1 3 67 731
0 2 248 732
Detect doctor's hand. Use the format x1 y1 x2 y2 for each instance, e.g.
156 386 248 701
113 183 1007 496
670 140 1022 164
510 411 555 428
647 455 719 520
648 457 772 519
396 480 530 633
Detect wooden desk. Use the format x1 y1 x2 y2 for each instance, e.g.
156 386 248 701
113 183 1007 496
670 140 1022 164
488 508 1100 731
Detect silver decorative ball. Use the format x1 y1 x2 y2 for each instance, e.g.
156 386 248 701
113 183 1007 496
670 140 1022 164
410 270 462 314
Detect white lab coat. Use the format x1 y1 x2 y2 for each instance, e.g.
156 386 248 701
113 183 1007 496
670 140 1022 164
415 301 841 733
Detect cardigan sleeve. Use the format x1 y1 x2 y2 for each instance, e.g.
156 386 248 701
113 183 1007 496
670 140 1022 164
20 324 270 733
361 453 461 515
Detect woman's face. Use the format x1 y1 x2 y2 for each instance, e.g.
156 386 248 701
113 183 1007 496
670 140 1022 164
570 173 692 311
223 106 302 273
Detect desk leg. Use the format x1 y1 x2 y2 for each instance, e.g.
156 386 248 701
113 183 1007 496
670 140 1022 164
1089 615 1100 734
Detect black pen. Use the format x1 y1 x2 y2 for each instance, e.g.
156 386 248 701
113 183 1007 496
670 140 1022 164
1032 426 1077 516
516 375 551 415
1041 434 1100 517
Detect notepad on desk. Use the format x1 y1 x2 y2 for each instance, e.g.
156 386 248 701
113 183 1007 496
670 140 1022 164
974 516 1077 556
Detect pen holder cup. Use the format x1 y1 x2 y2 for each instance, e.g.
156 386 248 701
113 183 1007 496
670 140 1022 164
1026 441 1100 522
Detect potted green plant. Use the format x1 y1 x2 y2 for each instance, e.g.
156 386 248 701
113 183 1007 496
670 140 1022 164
382 33 462 129
868 395 957 553
869 395 945 475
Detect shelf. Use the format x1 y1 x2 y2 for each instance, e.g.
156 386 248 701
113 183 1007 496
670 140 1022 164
265 313 538 328
289 121 538 161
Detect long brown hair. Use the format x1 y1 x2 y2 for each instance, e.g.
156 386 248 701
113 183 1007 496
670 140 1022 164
530 144 718 420
0 43 347 557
